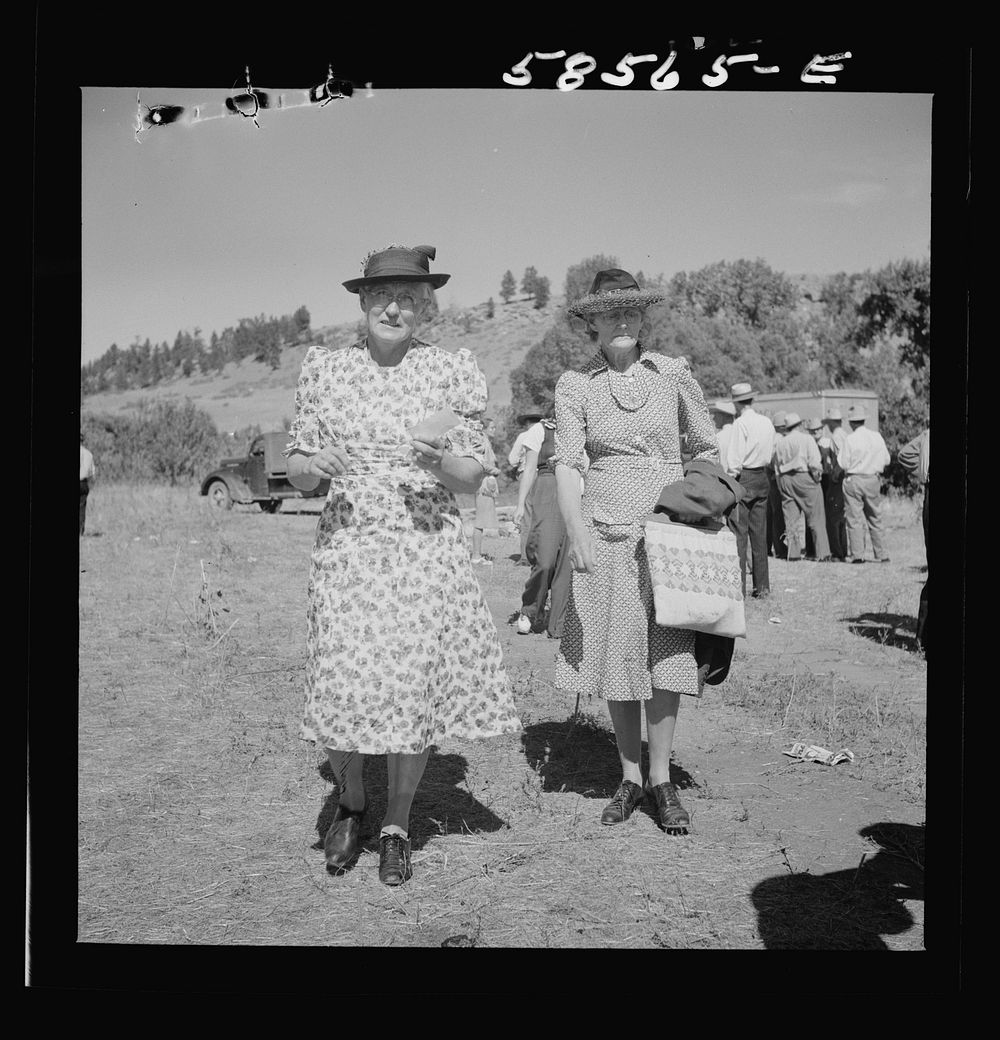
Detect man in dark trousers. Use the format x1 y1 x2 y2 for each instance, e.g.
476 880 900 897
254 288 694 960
766 411 788 560
899 426 930 654
725 382 776 598
808 416 848 560
80 432 96 535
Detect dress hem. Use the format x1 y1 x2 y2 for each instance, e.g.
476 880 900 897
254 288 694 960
301 722 524 755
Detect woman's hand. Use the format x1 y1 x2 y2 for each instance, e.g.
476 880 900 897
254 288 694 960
306 444 353 478
410 437 445 473
566 527 595 574
513 504 526 528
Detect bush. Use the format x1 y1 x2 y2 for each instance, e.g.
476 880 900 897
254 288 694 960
82 399 220 486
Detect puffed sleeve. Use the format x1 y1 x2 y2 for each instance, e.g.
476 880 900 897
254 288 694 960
441 347 495 471
674 357 719 463
283 345 328 456
553 370 588 473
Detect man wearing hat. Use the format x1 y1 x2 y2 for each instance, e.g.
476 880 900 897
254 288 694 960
726 382 776 597
710 400 736 472
508 412 547 564
808 416 848 560
898 425 930 564
825 408 848 453
766 411 789 560
837 405 891 563
772 413 830 561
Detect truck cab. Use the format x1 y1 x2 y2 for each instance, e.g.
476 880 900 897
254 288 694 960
200 431 330 512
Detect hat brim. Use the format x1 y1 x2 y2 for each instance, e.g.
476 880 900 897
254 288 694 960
343 272 450 293
568 287 664 317
731 392 755 403
517 413 546 424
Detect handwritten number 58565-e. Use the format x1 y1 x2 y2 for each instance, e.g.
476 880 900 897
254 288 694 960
502 48 852 90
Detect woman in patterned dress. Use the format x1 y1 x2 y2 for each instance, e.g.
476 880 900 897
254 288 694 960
285 244 522 885
553 269 719 834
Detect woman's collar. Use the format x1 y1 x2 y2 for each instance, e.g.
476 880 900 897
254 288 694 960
579 344 654 377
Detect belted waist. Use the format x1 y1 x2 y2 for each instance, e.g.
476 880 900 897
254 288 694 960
741 465 767 471
330 441 436 487
590 455 681 469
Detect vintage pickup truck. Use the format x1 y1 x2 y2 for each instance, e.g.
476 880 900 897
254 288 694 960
200 431 330 512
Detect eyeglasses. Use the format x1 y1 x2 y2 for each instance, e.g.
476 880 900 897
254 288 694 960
592 307 644 325
364 288 422 311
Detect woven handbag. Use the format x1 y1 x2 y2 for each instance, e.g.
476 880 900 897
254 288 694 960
643 515 746 637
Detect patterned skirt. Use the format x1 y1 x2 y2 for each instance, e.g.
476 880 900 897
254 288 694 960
556 519 701 701
301 491 522 754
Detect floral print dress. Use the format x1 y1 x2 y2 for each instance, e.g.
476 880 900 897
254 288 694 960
553 348 719 701
287 340 523 754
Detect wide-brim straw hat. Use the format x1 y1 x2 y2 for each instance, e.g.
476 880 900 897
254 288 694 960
730 382 756 403
805 417 824 431
826 407 843 420
343 244 450 293
785 412 804 429
847 405 868 421
517 411 547 424
567 269 664 318
710 400 736 417
772 410 788 428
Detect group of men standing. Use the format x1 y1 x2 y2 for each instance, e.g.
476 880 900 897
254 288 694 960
712 382 892 599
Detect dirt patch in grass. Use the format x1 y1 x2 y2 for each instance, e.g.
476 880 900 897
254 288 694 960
75 484 927 953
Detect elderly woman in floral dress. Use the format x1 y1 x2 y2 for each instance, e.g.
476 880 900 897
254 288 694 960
285 244 522 886
554 269 719 834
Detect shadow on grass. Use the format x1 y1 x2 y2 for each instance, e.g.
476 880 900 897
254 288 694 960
312 751 508 866
751 821 925 949
842 611 921 653
519 713 697 803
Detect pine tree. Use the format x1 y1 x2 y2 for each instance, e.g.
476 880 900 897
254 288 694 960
521 266 539 299
500 270 517 304
533 276 550 310
293 305 312 340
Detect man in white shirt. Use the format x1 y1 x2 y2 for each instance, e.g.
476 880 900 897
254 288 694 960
508 412 545 564
824 407 848 453
773 413 830 561
710 401 736 472
726 382 776 597
837 405 891 563
80 432 96 535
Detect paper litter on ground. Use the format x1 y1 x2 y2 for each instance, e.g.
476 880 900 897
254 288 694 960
783 742 855 766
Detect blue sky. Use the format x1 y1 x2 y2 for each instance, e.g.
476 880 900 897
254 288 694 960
81 88 931 363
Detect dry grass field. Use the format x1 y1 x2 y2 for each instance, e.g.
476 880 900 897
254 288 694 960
76 483 930 957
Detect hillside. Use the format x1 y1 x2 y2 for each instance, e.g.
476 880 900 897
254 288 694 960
81 296 561 434
81 274 835 434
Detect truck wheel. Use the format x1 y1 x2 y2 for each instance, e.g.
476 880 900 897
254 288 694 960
259 500 281 513
207 481 233 511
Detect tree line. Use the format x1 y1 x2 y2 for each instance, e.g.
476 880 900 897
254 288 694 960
81 306 313 394
502 253 930 492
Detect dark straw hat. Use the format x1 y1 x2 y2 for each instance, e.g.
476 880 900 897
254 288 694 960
568 269 664 317
343 244 451 293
